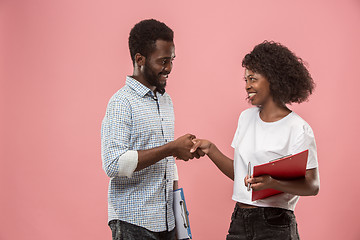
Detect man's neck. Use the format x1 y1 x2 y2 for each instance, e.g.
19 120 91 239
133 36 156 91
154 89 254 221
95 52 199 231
130 74 156 93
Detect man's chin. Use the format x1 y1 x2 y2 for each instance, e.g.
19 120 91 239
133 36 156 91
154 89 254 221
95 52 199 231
156 84 166 94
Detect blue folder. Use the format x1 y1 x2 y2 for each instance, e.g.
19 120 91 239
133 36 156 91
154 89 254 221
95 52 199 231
173 188 192 239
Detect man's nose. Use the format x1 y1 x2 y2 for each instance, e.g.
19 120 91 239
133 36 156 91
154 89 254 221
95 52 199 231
164 62 173 73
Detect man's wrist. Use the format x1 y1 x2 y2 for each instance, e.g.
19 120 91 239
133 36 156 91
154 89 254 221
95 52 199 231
165 140 176 158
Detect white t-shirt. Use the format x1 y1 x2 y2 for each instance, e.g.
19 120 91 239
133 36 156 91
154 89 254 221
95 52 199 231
231 107 318 211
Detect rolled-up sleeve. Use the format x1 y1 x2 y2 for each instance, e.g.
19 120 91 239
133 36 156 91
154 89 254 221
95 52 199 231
101 98 133 178
118 150 138 178
173 163 179 181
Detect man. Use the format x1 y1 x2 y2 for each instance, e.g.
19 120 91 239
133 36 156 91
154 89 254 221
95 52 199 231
101 19 203 240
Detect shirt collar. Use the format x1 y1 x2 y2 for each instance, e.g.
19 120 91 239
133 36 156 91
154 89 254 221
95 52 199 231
126 76 164 99
126 76 153 98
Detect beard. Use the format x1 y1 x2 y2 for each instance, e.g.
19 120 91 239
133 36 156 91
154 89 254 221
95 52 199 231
143 61 167 94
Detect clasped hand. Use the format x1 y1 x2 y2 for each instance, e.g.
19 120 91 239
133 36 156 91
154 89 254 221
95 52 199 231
172 134 207 161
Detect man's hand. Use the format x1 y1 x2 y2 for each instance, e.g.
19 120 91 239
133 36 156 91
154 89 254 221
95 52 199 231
172 134 205 161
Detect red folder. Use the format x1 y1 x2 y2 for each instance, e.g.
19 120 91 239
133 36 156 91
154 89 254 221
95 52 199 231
251 150 308 201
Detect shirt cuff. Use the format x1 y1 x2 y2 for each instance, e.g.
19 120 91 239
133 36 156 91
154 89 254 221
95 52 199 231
118 150 138 178
174 163 179 181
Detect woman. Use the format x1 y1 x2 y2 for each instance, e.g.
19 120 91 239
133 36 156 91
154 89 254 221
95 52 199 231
191 41 320 239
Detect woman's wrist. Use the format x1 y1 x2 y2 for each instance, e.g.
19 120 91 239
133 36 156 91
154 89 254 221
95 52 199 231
207 142 217 156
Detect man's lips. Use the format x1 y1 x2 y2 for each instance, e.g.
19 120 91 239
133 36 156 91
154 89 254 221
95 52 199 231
159 73 169 81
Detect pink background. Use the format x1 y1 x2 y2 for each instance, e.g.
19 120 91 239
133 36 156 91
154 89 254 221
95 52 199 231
1 0 360 239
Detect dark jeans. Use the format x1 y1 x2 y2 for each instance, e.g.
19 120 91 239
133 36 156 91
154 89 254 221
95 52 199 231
108 220 176 240
226 204 300 240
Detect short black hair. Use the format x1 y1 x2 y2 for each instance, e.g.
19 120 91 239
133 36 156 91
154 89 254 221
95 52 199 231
128 19 174 64
242 41 315 105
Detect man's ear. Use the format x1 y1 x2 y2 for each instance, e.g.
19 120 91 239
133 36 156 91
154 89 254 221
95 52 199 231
134 53 145 66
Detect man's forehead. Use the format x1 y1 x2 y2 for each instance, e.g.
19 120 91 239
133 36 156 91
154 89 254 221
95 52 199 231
152 40 175 58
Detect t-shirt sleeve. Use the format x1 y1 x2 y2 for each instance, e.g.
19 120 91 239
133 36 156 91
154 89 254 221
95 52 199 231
290 124 318 169
231 113 243 149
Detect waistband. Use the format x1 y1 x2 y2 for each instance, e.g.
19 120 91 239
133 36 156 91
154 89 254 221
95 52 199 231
236 202 258 209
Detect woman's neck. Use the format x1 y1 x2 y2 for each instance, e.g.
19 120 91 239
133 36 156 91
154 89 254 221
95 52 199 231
258 102 291 123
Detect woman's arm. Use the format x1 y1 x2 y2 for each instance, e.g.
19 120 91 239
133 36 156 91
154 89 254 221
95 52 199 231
246 167 320 196
191 139 234 180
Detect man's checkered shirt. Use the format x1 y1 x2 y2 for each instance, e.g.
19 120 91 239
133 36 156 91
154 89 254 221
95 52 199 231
101 76 176 232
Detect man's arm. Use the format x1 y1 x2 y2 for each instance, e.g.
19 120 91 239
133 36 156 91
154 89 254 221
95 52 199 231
136 134 198 171
101 99 133 178
102 98 204 178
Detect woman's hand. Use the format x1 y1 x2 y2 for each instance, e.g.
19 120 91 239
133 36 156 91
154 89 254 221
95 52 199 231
244 168 320 196
245 174 276 191
190 139 212 155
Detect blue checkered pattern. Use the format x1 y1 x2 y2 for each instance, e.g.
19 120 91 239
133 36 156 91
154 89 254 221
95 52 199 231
101 76 175 232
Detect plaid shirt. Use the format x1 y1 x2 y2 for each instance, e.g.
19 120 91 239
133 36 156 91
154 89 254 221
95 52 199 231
101 76 175 232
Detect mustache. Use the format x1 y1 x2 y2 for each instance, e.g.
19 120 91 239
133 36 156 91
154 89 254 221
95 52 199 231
159 71 170 75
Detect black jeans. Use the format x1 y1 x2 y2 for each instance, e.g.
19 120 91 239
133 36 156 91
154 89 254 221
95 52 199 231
226 204 300 240
108 220 176 240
